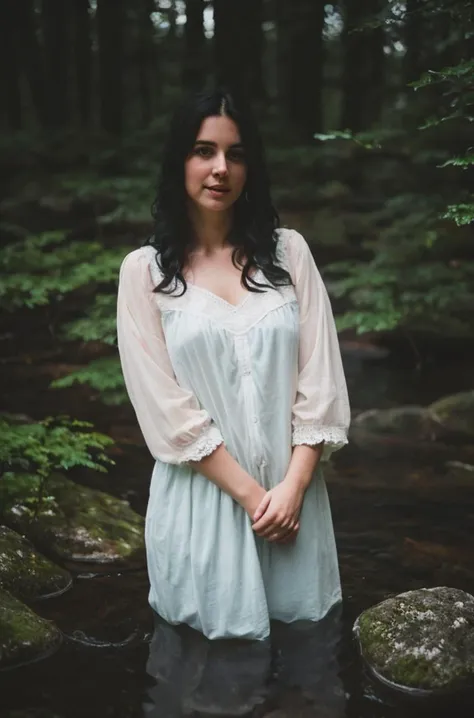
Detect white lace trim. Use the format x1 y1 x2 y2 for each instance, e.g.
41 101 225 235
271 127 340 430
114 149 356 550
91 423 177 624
179 425 224 463
141 245 298 334
292 425 348 461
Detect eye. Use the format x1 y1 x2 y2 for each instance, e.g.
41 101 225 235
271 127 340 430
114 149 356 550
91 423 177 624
228 149 246 163
193 145 213 158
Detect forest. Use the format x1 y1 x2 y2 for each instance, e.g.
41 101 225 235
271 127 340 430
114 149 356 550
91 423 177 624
1 1 474 716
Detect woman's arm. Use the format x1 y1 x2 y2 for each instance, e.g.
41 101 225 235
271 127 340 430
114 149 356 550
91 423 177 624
252 444 324 542
117 249 266 519
188 444 266 519
252 229 350 543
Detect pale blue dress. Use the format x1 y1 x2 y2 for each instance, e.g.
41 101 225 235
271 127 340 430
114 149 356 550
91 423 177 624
116 228 350 640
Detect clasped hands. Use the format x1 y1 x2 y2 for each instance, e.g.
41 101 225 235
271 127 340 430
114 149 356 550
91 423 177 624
245 477 305 544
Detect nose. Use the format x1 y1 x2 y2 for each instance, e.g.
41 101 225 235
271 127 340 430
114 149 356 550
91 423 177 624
212 151 228 177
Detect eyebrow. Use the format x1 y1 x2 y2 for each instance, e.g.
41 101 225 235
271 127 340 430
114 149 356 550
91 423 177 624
194 140 244 149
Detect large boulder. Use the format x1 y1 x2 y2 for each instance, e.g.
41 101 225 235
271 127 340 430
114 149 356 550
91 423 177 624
0 526 72 600
2 474 145 572
0 588 62 670
430 391 474 439
353 406 439 440
350 406 446 455
354 587 474 696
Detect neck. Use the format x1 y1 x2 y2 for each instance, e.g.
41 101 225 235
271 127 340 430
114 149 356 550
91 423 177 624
188 205 233 253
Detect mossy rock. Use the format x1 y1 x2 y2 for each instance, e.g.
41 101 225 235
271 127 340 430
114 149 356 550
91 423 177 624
2 474 145 572
353 406 438 438
0 588 62 671
430 391 474 439
0 526 72 601
351 407 446 452
354 587 474 695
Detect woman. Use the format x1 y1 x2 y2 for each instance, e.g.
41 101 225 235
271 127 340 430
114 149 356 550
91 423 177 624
116 88 350 641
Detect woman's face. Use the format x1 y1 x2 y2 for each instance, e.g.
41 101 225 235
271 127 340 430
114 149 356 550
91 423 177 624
184 115 247 216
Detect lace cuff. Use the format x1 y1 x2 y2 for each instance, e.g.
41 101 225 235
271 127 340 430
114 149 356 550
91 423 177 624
179 425 224 463
292 425 348 461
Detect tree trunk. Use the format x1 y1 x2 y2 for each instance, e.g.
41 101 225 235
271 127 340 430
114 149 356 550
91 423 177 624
183 0 205 91
97 0 125 135
10 0 48 128
403 0 424 85
245 0 265 99
137 0 155 126
340 0 385 132
73 0 92 127
0 0 22 129
42 0 72 129
167 0 177 42
213 0 265 99
213 0 241 92
277 0 325 141
276 0 291 111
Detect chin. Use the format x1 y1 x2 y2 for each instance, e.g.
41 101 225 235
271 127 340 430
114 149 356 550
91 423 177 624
200 199 234 212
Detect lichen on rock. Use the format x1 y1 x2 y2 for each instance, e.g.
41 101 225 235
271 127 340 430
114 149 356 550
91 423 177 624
0 588 62 671
354 587 474 693
430 391 474 439
2 473 145 571
0 526 72 601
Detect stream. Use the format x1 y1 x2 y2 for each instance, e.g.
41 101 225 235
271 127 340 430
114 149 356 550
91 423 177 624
1 336 474 718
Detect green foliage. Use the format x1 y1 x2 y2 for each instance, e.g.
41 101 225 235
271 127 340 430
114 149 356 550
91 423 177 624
443 203 474 226
61 294 118 345
439 154 474 169
314 6 474 338
314 130 381 149
1 231 127 310
410 60 474 90
50 357 127 406
1 228 131 404
327 258 474 337
0 415 115 513
60 174 155 225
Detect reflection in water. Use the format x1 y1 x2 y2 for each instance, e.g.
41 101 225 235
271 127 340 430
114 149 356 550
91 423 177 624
143 605 345 717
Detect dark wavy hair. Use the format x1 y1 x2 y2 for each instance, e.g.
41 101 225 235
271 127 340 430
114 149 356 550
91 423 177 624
143 88 293 295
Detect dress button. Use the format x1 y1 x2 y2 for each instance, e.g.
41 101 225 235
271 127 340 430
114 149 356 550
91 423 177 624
252 417 258 424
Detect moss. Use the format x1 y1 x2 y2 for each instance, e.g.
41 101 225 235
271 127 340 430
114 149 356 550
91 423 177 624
0 588 62 670
356 588 474 691
3 474 145 567
388 653 435 687
0 526 71 600
430 391 474 437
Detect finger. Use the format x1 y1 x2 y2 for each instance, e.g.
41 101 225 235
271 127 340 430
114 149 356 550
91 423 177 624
252 510 278 533
277 529 299 544
256 517 287 538
253 519 278 537
276 523 300 544
268 527 294 543
253 493 271 523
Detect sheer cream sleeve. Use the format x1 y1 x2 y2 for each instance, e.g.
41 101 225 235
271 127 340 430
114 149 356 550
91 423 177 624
285 230 350 461
116 249 224 464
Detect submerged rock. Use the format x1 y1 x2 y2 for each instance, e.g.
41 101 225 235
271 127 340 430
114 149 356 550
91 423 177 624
2 474 145 572
0 588 62 670
354 587 474 695
352 406 441 444
0 526 72 600
430 391 474 439
445 461 474 485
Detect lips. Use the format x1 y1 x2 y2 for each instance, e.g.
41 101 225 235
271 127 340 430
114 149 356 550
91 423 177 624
205 186 230 193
